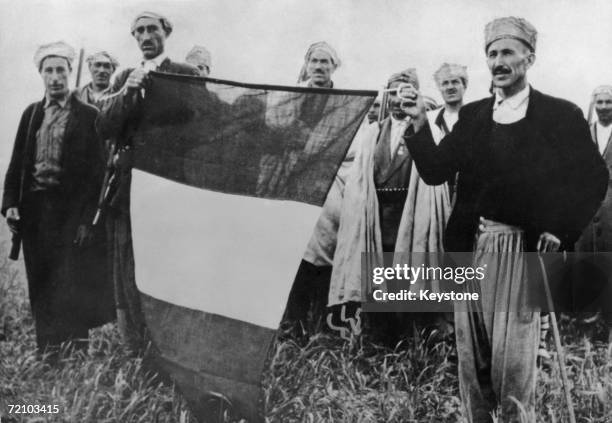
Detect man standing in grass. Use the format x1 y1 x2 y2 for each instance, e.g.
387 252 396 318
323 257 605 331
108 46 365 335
2 41 111 353
575 85 612 342
96 11 199 352
400 17 607 421
283 41 342 335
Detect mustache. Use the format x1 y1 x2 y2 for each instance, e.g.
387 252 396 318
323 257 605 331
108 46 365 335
493 66 511 75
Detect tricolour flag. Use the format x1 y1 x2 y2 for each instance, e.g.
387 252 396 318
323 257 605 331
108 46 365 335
130 72 375 421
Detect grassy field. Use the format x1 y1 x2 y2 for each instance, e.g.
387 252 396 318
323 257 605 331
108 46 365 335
1 240 611 422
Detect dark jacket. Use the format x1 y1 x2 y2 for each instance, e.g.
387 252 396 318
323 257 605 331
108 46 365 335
2 92 104 223
404 88 608 252
94 58 199 212
97 58 200 141
576 122 612 252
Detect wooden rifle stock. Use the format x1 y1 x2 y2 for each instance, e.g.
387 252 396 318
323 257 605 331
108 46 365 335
9 232 21 261
93 141 118 226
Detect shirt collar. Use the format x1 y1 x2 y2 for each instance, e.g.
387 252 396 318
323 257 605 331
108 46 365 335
494 85 530 110
44 94 69 109
597 120 612 130
86 82 111 95
142 52 169 70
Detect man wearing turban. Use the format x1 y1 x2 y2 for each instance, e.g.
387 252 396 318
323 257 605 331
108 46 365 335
75 51 119 108
325 69 451 343
185 45 212 77
297 41 340 88
575 85 612 342
400 17 607 422
96 11 199 352
430 63 468 203
2 41 112 353
280 42 343 336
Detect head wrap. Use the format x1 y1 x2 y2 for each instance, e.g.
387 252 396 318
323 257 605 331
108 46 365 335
484 17 537 52
86 51 119 69
588 85 612 123
593 85 612 99
387 68 419 90
185 45 212 69
33 41 76 71
297 41 341 83
131 11 173 36
433 63 468 87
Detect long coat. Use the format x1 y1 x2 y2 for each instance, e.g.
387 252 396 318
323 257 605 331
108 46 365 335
576 122 612 251
2 93 112 347
404 87 608 252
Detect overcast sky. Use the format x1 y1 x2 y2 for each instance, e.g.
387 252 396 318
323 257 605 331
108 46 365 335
1 0 611 168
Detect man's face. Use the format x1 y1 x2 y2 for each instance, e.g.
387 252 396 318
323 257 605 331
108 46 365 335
89 59 114 89
133 17 166 59
306 49 335 87
486 38 534 92
367 101 381 123
186 59 209 77
595 93 612 125
40 56 71 99
437 74 466 106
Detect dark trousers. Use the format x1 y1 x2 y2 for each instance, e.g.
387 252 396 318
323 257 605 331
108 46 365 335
22 191 90 350
283 260 331 333
106 209 146 352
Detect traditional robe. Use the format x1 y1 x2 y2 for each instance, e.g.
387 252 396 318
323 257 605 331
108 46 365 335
574 121 612 320
328 117 450 306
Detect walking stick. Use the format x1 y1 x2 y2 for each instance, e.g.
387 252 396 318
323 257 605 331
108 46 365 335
537 253 577 423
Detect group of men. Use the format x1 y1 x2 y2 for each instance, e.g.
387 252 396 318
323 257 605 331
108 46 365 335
3 10 612 423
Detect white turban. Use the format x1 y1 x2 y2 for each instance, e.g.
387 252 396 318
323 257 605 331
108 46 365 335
86 51 119 69
297 41 341 83
433 63 468 87
33 41 76 71
131 11 173 36
387 68 419 89
593 85 612 98
186 45 212 69
484 16 537 52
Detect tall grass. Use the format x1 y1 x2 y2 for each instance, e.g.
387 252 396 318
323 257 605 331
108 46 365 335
0 236 611 422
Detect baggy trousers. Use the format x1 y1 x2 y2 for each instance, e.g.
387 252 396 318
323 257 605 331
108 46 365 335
455 219 539 423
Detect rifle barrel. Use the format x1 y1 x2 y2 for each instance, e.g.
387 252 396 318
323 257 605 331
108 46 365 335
75 48 85 88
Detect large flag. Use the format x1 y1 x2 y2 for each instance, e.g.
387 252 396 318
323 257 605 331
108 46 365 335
129 72 375 421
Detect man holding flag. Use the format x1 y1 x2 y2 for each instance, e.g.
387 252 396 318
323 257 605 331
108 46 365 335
92 15 375 419
96 11 199 351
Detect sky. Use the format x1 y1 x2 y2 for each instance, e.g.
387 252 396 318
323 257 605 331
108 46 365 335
1 0 611 168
